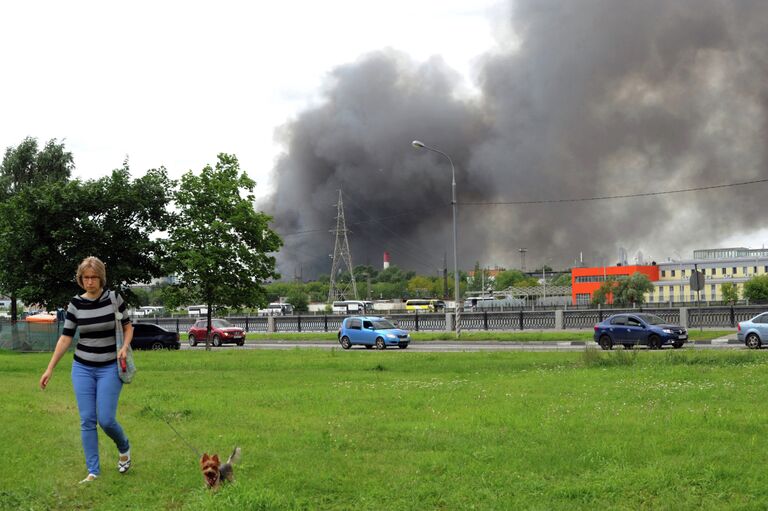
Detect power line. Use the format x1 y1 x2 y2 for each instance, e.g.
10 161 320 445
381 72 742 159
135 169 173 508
459 177 768 206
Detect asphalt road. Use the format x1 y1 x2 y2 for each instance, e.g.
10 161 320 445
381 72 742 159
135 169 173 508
182 338 743 352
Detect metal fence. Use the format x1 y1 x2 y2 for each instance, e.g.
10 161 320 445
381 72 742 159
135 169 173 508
3 305 762 352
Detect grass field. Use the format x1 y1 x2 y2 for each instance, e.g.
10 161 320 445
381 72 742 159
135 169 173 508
2 347 766 510
246 329 735 342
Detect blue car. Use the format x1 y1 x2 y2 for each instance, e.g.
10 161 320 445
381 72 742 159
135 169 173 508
737 312 768 349
338 316 410 349
593 313 687 350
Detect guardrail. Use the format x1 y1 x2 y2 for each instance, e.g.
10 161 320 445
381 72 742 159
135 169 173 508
130 305 764 333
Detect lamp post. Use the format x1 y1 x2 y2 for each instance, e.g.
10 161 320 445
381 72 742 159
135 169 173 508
412 140 461 338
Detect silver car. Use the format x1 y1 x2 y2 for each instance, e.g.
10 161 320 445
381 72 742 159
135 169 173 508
737 312 768 349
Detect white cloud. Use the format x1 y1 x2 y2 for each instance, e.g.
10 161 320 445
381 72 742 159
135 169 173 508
0 0 502 199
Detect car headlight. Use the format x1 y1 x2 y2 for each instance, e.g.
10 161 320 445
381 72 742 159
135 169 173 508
386 334 397 339
662 329 673 334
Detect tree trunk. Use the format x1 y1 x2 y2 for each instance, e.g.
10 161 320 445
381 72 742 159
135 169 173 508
205 302 212 351
10 291 17 323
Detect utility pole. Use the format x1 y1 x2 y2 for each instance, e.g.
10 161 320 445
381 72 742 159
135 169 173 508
328 190 358 303
443 253 449 299
519 248 527 273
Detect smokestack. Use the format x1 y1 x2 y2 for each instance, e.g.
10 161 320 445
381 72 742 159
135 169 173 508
383 251 390 270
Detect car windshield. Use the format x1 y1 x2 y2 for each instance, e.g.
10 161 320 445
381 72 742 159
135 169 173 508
371 319 396 329
636 314 666 325
212 319 233 328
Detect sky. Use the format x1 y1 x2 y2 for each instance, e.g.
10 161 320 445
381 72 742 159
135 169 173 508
0 0 502 196
2 1 767 279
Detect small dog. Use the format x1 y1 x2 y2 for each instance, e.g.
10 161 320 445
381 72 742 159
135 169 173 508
200 447 241 489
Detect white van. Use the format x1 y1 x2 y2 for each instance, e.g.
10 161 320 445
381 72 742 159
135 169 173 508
332 300 374 314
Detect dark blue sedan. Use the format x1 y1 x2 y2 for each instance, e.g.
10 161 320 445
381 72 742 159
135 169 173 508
338 316 410 349
593 313 687 350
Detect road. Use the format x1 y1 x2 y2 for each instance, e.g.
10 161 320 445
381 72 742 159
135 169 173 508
181 339 743 352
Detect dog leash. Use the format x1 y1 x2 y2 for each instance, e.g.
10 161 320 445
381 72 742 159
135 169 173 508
145 404 201 459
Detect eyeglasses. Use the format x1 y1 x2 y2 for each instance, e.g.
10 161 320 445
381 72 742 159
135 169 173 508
81 275 100 281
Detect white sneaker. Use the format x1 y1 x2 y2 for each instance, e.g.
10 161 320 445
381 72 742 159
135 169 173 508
79 473 98 483
118 450 131 474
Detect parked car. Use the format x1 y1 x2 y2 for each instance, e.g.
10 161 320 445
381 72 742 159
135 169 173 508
188 319 245 347
337 316 410 349
737 312 768 349
593 313 687 350
131 323 180 350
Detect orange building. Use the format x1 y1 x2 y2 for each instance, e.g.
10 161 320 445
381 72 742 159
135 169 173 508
571 265 659 305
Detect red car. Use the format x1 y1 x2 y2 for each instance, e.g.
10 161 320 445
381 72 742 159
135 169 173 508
188 319 245 347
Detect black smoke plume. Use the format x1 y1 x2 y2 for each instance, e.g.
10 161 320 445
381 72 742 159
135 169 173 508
262 0 768 279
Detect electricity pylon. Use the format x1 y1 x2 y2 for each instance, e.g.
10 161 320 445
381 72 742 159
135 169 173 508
328 190 358 302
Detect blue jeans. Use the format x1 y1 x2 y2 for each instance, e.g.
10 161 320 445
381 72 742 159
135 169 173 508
71 360 130 475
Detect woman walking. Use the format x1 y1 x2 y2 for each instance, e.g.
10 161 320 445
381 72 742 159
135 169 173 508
39 256 134 483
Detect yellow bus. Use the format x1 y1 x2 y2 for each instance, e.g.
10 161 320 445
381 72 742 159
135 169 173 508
405 299 446 312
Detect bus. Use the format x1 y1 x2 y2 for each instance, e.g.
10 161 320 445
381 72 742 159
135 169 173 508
405 299 446 312
332 300 374 314
134 306 165 317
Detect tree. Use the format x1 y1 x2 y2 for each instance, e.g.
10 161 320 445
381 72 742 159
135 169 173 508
285 287 309 312
721 282 739 305
0 137 74 319
613 272 654 306
743 275 768 302
494 270 528 290
551 273 572 287
407 275 433 297
0 166 175 311
591 278 617 306
164 153 282 349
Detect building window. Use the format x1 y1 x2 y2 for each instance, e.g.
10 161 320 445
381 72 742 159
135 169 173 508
743 267 748 276
576 293 591 305
722 268 726 275
711 284 716 300
682 269 686 277
671 270 676 277
661 270 666 277
733 267 737 275
659 287 664 300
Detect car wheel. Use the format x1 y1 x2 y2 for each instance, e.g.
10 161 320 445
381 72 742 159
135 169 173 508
151 341 164 350
340 336 352 349
375 337 386 350
598 335 613 350
212 335 221 347
648 335 661 350
188 334 197 347
746 333 762 349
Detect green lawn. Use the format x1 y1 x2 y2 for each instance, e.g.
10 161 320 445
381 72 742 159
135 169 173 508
2 347 765 510
246 329 735 342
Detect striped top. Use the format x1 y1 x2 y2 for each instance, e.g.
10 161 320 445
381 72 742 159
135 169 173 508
63 289 130 367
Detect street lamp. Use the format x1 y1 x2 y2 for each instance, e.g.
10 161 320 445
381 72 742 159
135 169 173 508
412 140 461 338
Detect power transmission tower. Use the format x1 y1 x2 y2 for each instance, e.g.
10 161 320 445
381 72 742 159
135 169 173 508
328 190 358 302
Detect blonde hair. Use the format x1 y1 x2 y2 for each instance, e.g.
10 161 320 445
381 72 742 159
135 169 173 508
76 256 107 289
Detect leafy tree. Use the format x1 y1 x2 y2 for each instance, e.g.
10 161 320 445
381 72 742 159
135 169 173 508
494 270 528 290
407 275 434 297
0 137 73 197
0 162 173 314
743 275 768 302
721 282 739 304
285 287 309 312
551 272 572 287
164 153 282 349
591 278 617 306
0 137 74 319
613 272 654 306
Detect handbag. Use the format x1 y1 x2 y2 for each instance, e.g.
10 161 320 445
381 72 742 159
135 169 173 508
110 290 136 384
